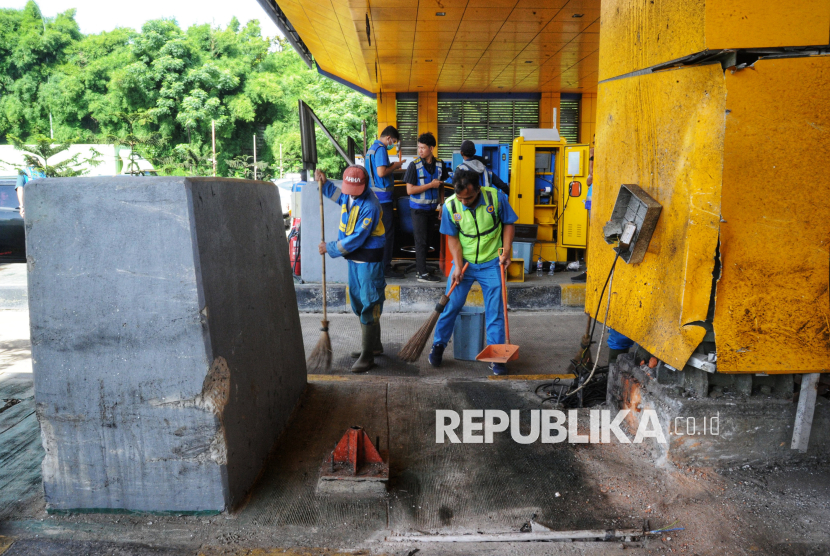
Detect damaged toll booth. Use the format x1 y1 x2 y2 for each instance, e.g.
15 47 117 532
587 1 830 458
259 0 829 458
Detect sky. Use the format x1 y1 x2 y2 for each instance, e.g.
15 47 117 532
0 0 284 38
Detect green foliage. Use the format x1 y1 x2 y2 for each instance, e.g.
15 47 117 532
0 4 377 178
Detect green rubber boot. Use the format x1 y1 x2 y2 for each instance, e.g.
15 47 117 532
350 323 376 373
351 322 383 358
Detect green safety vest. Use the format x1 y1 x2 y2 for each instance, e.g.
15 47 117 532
445 186 502 264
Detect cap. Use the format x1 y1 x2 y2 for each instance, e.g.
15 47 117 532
460 140 476 157
341 165 368 195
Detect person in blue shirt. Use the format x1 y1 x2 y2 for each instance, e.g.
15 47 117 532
451 140 509 195
316 166 387 373
365 126 404 278
402 132 448 283
14 166 45 218
428 169 519 375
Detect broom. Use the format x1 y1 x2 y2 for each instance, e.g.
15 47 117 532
307 176 332 372
398 262 469 362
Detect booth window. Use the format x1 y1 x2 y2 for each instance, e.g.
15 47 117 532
559 95 581 144
436 100 539 160
395 98 419 158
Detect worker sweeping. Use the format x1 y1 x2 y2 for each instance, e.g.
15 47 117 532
316 167 386 373
428 169 518 375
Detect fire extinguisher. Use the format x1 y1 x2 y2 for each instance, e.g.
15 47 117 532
287 218 301 276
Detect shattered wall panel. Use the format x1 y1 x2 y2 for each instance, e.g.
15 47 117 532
599 0 830 81
25 176 307 512
589 64 726 370
714 56 830 373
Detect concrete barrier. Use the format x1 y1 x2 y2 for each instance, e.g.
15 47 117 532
25 177 307 513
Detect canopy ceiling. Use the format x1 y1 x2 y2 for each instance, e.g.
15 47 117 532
270 0 600 93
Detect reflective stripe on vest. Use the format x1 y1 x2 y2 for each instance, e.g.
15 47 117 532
366 145 381 193
446 186 502 264
409 157 443 206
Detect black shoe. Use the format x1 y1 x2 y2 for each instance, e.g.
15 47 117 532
417 273 440 283
385 269 405 279
570 271 587 283
428 343 445 367
490 363 508 376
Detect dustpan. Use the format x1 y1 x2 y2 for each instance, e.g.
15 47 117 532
476 249 519 363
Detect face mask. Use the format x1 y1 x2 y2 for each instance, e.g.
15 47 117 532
386 142 397 152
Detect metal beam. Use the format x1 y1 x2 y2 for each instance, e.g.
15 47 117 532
255 0 314 69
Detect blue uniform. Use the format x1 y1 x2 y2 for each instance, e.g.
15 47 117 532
365 139 395 204
322 180 387 324
407 157 445 210
607 328 634 350
433 189 519 348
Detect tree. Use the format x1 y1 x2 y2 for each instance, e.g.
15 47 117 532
6 134 101 177
0 5 377 178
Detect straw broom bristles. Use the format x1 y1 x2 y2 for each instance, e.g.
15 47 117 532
397 295 449 362
307 319 332 371
398 262 469 362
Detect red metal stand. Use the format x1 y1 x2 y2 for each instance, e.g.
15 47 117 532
319 426 389 482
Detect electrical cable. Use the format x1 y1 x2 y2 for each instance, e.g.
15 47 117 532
532 251 621 407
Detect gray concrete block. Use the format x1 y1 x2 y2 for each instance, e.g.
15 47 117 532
294 284 348 313
25 176 307 513
507 285 561 309
301 180 349 284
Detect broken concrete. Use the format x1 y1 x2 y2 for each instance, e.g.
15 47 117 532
24 176 307 513
608 353 830 465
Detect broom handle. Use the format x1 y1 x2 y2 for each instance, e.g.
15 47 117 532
318 178 327 323
499 249 510 344
446 262 469 298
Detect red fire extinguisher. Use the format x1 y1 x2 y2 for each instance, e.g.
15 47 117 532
288 218 301 276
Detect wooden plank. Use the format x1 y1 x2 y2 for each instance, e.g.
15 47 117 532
791 373 820 453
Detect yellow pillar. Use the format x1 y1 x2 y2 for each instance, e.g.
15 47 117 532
376 92 397 137
590 0 830 373
579 93 597 146
417 92 438 146
539 92 560 129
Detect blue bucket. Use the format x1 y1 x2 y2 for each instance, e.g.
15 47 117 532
453 306 486 361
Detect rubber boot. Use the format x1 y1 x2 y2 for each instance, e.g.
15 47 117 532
351 323 376 373
350 322 383 358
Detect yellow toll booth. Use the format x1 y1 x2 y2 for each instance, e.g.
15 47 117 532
508 130 590 264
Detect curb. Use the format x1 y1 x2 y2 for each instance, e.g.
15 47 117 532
294 282 586 313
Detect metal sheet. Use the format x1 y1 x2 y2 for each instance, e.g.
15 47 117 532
588 64 726 370
714 56 830 373
599 0 830 81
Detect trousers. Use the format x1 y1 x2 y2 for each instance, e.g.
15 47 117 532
433 258 505 347
348 261 386 325
410 208 436 276
380 202 394 272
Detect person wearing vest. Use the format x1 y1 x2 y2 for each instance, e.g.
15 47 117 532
450 140 509 195
316 166 387 372
428 169 518 375
403 132 448 282
365 126 405 279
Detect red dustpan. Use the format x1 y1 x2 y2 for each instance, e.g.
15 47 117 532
476 250 519 363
